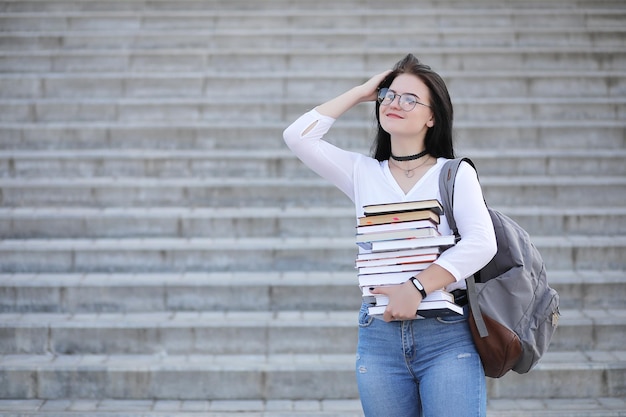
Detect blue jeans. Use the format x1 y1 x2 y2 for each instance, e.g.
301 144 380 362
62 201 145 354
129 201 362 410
356 303 486 417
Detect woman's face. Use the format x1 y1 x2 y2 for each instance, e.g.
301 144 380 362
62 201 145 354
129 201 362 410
378 73 434 140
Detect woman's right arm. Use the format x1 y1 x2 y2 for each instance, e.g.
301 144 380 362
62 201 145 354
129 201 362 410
282 71 392 199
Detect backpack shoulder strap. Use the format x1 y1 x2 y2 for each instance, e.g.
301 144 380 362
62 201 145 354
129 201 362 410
438 157 489 338
438 157 476 237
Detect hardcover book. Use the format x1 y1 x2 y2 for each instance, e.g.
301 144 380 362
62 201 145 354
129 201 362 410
367 300 463 319
363 199 444 216
357 210 440 226
356 226 441 250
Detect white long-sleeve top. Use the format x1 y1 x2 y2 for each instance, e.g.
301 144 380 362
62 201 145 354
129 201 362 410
283 109 497 291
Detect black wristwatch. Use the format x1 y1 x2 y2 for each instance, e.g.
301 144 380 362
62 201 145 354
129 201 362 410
410 277 427 299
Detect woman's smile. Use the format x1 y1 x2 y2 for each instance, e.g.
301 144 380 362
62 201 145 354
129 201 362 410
385 111 404 119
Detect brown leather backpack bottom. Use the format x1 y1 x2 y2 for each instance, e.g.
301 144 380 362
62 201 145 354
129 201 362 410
469 312 523 378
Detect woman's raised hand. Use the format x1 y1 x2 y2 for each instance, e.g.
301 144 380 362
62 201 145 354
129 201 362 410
357 69 393 102
315 69 392 119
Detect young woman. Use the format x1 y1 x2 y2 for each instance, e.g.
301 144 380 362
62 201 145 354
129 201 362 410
283 54 497 417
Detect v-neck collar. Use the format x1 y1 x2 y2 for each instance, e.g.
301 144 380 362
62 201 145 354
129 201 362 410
382 158 442 197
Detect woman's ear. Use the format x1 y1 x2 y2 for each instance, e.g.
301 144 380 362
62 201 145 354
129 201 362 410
427 117 435 128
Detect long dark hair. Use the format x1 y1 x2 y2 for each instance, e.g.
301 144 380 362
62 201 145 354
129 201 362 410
372 54 455 161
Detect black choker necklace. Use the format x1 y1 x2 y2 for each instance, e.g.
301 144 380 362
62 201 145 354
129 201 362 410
390 149 429 162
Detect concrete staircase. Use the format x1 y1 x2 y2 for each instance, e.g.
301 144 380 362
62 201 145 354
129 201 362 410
1 0 625 415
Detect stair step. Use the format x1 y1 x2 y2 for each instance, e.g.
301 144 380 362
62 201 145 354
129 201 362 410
1 309 623 354
2 121 624 151
1 205 624 238
0 270 624 313
3 27 625 51
0 310 360 355
1 398 368 417
1 149 625 178
2 48 625 73
0 236 625 273
1 2 623 16
488 351 626 399
2 97 625 123
0 271 360 313
1 351 624 400
1 176 624 207
551 309 626 351
2 6 623 18
1 397 625 417
1 71 624 99
2 7 625 34
0 353 358 400
488 397 626 417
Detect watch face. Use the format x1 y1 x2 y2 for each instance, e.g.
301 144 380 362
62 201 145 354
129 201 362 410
411 278 426 298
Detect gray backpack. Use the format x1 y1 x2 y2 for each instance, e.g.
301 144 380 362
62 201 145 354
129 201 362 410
439 158 560 378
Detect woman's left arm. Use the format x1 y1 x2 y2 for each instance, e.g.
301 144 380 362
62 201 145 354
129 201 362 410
433 161 497 281
372 161 497 322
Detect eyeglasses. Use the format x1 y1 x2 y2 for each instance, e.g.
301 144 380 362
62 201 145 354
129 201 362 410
377 88 431 111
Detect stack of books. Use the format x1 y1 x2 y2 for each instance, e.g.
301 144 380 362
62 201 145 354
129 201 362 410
356 199 462 319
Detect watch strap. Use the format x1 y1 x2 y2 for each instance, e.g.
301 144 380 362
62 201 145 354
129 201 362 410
410 277 427 299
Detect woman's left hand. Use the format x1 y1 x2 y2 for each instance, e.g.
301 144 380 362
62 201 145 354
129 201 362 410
370 281 422 322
